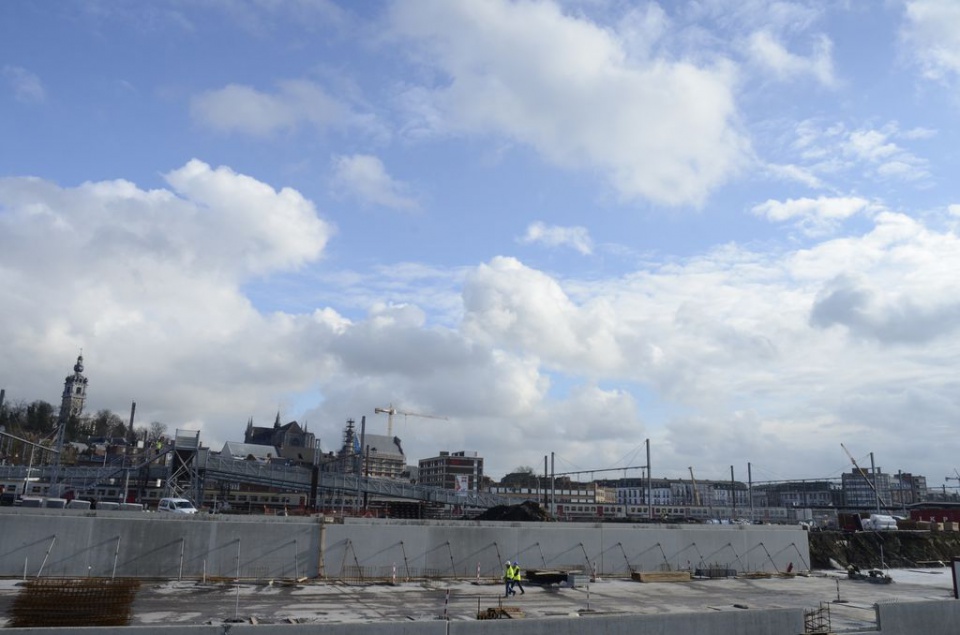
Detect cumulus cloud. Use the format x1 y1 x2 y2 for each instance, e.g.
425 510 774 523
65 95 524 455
810 274 960 344
745 30 836 87
387 0 750 206
5 163 960 479
2 65 45 103
902 0 960 83
191 80 378 138
752 196 874 236
0 161 335 439
453 207 960 476
519 222 593 255
330 154 419 211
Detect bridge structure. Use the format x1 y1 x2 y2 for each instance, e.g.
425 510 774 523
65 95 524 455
0 432 512 510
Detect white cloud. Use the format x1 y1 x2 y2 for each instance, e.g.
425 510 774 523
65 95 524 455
519 222 593 255
5 163 960 480
902 0 960 83
764 163 824 189
752 196 874 236
2 65 45 103
191 80 378 138
787 120 931 184
745 30 836 87
456 210 960 477
388 0 750 206
330 154 419 211
0 161 335 442
163 159 334 275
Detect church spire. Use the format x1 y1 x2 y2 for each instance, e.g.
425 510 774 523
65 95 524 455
274 411 281 429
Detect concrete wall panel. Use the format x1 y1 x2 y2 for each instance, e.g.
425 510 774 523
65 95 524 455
0 510 321 580
876 599 960 635
322 520 808 580
0 511 807 581
452 609 804 635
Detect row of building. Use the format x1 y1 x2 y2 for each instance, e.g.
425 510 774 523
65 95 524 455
231 414 937 514
0 357 947 517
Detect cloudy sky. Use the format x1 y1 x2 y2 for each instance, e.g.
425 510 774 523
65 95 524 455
2 1 960 486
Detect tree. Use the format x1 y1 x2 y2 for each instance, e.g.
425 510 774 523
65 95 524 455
25 401 56 435
147 421 167 443
90 409 125 439
502 467 540 488
0 399 27 431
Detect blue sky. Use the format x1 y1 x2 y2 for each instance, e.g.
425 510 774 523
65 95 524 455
3 0 960 485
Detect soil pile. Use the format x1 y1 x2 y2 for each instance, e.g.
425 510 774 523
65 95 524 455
474 501 553 521
808 530 960 569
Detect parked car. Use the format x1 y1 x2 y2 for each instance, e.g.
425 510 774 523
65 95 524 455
157 497 198 514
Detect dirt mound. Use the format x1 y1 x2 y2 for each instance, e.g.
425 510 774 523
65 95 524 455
474 500 553 521
808 530 960 569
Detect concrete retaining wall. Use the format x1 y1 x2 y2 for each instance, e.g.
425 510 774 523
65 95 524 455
322 518 808 579
6 602 960 635
1 610 804 635
0 510 807 580
874 599 960 635
0 510 320 579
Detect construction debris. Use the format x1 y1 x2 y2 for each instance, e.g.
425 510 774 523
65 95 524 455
8 578 141 627
631 571 692 583
477 606 525 619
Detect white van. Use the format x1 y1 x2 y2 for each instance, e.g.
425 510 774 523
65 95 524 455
157 497 198 514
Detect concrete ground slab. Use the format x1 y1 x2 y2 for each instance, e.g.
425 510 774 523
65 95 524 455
0 568 954 630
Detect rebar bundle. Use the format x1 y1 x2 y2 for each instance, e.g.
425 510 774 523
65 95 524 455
8 578 141 627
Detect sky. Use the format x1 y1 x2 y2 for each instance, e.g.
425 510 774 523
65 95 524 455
2 0 960 486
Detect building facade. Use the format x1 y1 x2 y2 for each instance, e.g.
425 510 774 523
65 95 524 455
842 468 892 508
418 450 483 492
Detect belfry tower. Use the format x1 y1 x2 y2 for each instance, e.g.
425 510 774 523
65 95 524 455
51 354 88 493
58 354 89 426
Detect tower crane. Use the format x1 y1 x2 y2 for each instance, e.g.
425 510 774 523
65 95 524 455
841 443 887 508
374 404 448 437
945 469 960 489
688 467 702 506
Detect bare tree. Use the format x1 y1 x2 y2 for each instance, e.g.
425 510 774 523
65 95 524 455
147 421 167 442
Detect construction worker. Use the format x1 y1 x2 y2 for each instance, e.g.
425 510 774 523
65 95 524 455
503 561 515 596
511 561 525 595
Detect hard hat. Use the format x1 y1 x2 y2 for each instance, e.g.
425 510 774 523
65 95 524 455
505 560 511 565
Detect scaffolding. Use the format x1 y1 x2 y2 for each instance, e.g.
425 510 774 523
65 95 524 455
166 429 203 504
803 602 832 634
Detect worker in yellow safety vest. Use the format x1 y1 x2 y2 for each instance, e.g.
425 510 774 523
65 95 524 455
511 561 525 595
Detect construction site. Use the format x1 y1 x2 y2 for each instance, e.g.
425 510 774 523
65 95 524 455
1 504 960 634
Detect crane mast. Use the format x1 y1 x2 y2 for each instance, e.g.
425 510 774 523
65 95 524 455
841 443 887 509
688 467 702 506
374 404 448 437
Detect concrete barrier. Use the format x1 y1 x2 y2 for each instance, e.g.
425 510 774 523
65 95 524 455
0 510 807 581
875 599 960 635
322 518 807 580
0 510 320 579
0 610 805 635
2 624 448 635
